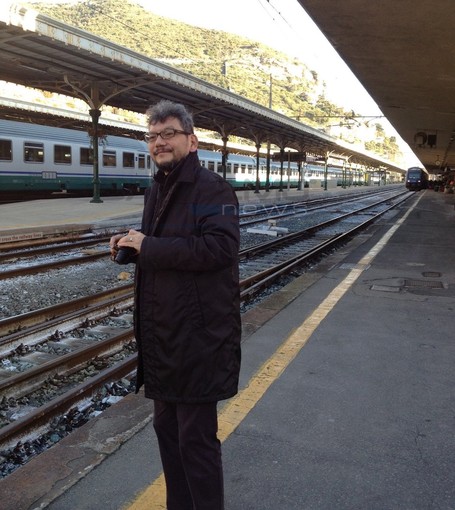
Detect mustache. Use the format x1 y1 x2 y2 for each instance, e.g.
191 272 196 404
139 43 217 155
153 148 172 156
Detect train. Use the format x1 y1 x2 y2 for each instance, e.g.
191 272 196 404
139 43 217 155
0 119 152 197
405 166 429 190
0 119 363 198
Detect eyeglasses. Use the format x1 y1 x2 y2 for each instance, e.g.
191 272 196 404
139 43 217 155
144 127 191 143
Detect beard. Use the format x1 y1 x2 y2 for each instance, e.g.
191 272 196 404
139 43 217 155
154 152 188 173
156 160 177 172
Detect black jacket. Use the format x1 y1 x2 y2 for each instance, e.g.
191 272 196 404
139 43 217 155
134 151 241 403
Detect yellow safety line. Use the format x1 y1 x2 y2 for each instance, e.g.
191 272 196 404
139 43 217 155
126 195 420 510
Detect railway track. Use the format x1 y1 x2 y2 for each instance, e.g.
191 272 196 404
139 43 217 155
0 187 396 280
0 235 111 262
0 284 134 354
239 189 412 299
239 186 395 226
0 188 413 477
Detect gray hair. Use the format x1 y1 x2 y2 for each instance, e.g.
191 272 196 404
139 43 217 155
145 100 194 133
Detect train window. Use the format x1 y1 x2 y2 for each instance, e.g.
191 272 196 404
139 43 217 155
138 154 146 169
103 150 116 167
24 142 44 163
207 160 215 172
123 152 134 168
80 147 94 165
54 144 71 165
0 139 12 161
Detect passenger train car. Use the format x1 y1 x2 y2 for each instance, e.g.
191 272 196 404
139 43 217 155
0 119 153 196
0 119 351 198
198 149 301 190
405 166 429 190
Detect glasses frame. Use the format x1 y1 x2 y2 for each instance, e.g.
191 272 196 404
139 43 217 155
144 128 192 143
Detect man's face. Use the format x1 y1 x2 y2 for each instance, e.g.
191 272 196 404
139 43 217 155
147 116 198 171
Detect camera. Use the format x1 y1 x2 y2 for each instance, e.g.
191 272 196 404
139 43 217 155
114 246 136 265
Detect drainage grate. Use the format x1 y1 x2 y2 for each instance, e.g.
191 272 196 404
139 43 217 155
422 271 442 278
404 279 444 289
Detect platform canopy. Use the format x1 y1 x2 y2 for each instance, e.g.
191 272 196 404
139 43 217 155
0 5 403 173
298 0 455 174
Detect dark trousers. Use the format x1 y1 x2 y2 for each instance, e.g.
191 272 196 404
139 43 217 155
153 400 224 510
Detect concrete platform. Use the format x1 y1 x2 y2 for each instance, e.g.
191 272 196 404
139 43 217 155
0 195 146 240
1 189 454 509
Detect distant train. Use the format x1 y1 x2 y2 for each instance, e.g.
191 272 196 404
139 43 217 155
405 166 429 190
0 119 356 198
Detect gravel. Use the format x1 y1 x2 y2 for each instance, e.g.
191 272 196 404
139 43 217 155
1 201 354 319
0 258 132 319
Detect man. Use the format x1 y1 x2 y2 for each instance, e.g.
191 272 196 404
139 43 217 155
110 100 241 510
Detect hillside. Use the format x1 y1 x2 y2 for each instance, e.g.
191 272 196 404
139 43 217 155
24 0 400 160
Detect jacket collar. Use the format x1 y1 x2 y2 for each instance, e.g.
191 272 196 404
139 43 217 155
154 151 200 186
